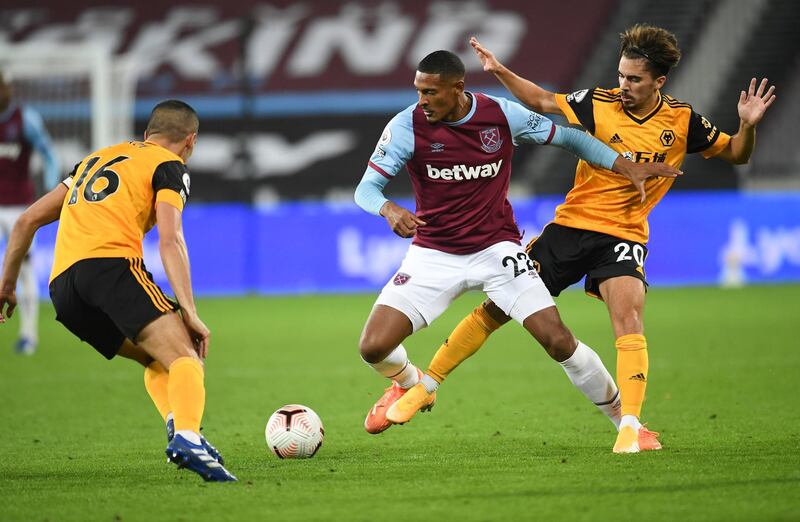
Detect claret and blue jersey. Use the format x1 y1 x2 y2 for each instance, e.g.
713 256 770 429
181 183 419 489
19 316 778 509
363 92 557 255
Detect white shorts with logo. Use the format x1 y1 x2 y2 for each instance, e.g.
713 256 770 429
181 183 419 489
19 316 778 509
375 241 555 332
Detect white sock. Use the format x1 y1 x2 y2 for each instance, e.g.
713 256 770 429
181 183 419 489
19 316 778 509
421 374 439 394
166 412 174 425
18 258 39 343
620 414 641 431
364 344 420 389
175 429 202 445
559 341 622 430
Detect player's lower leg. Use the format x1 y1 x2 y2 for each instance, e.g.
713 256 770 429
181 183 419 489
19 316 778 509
559 341 622 430
143 358 223 461
426 304 502 386
363 344 425 434
387 305 501 425
613 334 661 453
15 257 38 354
144 360 171 421
164 356 235 480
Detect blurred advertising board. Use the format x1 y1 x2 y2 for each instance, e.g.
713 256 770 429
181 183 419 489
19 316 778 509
19 191 800 298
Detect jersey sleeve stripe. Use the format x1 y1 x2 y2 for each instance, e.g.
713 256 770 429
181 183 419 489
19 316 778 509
367 161 394 179
127 258 171 312
543 124 556 145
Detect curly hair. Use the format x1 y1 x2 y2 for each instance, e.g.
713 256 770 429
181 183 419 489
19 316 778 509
620 24 682 77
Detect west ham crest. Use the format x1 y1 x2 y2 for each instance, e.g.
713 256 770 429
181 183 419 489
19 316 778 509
479 127 503 153
393 272 411 285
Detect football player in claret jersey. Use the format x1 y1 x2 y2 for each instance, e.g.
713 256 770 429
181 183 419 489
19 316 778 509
0 70 60 355
392 27 776 453
354 50 680 435
0 100 237 482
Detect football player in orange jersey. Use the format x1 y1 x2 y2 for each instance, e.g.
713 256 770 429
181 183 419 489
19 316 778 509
0 100 236 481
388 25 775 454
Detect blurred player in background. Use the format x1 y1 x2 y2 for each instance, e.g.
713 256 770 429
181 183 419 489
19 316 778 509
0 70 60 355
394 26 776 453
354 50 679 437
0 100 236 482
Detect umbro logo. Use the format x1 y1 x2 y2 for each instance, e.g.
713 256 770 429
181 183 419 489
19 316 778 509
609 133 624 144
629 373 647 382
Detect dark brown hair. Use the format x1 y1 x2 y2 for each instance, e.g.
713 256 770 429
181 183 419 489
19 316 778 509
620 24 681 77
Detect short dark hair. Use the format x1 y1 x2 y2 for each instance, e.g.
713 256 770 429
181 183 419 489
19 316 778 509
620 24 681 77
417 50 465 80
145 100 199 142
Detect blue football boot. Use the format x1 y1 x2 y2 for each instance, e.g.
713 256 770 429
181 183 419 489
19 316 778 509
166 417 224 465
165 434 237 482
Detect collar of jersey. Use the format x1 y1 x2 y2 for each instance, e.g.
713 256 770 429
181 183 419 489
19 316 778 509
442 92 477 126
622 92 664 125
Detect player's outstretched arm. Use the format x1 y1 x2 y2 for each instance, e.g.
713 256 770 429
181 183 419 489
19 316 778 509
549 126 681 202
470 36 562 115
156 202 210 358
0 183 67 322
716 77 776 165
610 156 682 203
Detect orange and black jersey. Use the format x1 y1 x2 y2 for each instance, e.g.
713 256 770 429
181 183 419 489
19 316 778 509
552 87 731 243
50 140 189 281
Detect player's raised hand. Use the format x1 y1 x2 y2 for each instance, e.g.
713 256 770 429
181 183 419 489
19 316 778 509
738 78 776 127
470 37 502 73
380 201 426 238
181 310 211 359
0 287 17 323
613 157 682 203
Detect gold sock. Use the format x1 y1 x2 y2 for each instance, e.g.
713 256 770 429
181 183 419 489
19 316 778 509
167 357 205 433
144 361 171 421
427 305 501 383
616 334 648 418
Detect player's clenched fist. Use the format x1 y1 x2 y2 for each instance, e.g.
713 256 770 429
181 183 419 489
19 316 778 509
380 201 426 238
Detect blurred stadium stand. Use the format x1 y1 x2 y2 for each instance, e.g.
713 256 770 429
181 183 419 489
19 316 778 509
0 0 797 200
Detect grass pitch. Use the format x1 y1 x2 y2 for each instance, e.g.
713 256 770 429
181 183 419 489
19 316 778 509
1 285 798 521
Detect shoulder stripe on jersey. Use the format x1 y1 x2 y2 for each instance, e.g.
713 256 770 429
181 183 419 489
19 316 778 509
664 100 691 108
368 161 393 179
128 258 172 312
593 90 620 97
663 95 691 108
593 93 620 101
592 96 621 104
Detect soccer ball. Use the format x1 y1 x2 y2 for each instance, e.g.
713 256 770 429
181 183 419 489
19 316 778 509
265 404 324 459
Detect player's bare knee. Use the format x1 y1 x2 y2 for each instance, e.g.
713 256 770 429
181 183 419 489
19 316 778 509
611 312 643 336
533 320 575 361
358 331 393 364
547 329 577 362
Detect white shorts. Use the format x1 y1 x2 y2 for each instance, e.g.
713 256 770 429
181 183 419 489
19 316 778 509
375 242 555 331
